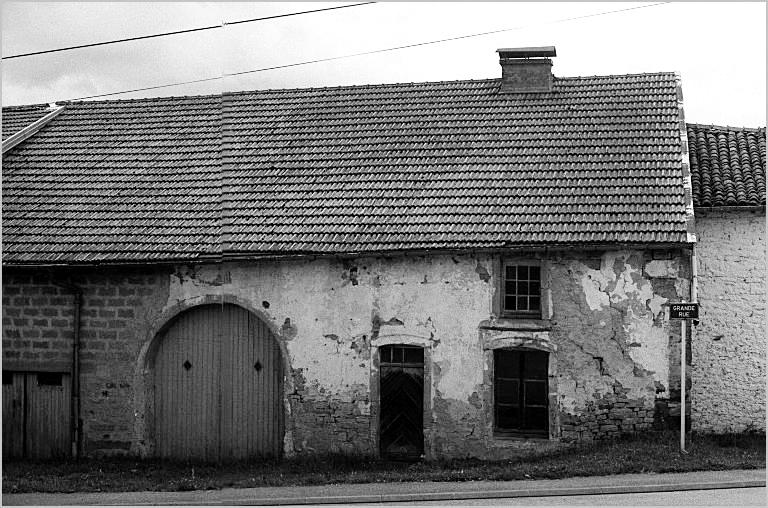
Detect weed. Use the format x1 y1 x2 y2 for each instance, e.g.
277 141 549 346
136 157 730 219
2 431 764 494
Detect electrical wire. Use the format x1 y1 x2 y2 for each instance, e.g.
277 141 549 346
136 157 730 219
2 2 376 60
68 2 670 102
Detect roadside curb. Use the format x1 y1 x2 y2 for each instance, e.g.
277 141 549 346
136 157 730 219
209 479 767 505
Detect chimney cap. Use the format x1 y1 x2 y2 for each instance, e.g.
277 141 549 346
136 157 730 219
497 46 556 59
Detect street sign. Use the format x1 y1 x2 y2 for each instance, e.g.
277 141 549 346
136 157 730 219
670 303 699 319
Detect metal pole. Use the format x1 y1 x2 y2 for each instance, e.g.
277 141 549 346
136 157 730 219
681 315 687 453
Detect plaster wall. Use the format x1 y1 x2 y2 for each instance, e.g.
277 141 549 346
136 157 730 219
691 209 766 432
2 248 692 459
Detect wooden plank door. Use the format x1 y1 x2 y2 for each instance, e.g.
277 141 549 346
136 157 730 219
379 345 424 460
154 305 221 461
154 304 283 461
220 306 283 460
25 372 71 459
2 371 25 459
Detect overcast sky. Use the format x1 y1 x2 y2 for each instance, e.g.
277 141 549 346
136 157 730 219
1 2 766 126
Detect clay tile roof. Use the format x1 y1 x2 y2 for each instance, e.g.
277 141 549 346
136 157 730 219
2 104 52 141
2 72 690 265
687 123 766 207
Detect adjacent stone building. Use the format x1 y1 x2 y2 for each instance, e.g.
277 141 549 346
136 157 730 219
1 47 742 462
687 124 766 433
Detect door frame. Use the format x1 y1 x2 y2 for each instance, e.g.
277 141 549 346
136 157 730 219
134 295 295 459
370 334 434 461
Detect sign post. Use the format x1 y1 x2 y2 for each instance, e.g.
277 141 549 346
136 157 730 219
669 302 698 453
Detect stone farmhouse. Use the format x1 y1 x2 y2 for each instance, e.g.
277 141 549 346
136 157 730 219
686 124 766 433
2 47 764 461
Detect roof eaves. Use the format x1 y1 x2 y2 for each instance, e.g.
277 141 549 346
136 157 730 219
2 104 66 154
676 73 696 244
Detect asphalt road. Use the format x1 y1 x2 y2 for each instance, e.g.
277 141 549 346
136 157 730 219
352 487 766 506
3 469 764 506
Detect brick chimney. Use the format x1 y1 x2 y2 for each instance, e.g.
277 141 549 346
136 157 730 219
497 46 556 93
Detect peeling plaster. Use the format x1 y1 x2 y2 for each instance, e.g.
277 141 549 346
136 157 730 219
565 250 682 407
645 259 681 278
157 248 687 456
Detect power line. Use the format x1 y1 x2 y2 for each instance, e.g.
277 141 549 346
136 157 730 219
68 2 670 102
2 2 376 60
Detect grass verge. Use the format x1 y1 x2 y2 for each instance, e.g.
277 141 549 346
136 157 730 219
2 431 764 494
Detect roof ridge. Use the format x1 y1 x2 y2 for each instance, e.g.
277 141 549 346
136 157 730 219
687 123 766 133
1 103 51 110
554 71 677 80
3 71 681 108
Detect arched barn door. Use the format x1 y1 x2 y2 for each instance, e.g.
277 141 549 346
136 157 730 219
153 304 283 461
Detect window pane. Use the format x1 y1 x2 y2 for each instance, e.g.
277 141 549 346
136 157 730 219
404 347 424 364
529 296 540 311
517 281 529 295
496 379 519 404
518 265 529 279
505 280 516 296
530 265 540 280
524 380 547 405
505 265 517 280
495 350 520 378
517 296 528 310
529 281 540 294
504 296 516 311
524 351 548 379
523 407 548 431
496 406 519 430
37 372 63 386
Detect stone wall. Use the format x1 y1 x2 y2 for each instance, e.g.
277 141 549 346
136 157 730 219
2 248 692 459
691 209 766 433
2 268 169 453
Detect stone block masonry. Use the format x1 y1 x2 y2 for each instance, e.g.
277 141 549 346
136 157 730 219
691 209 766 433
3 276 76 372
2 267 170 454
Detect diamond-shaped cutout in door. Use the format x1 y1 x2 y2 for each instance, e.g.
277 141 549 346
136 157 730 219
254 361 262 372
183 360 192 371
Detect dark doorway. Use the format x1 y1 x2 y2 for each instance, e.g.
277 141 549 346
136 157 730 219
379 345 424 460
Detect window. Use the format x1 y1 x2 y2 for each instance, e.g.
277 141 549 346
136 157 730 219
37 372 63 386
502 263 541 317
494 349 549 436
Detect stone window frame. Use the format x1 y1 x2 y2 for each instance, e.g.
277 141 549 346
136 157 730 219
482 334 558 441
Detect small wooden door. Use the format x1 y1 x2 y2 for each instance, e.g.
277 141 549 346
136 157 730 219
379 345 424 460
153 304 283 461
2 371 25 459
2 371 71 460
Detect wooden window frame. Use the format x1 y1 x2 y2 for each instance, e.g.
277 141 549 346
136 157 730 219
500 260 542 319
493 348 549 437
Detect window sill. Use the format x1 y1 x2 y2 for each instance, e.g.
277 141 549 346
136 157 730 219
493 432 551 441
479 318 552 332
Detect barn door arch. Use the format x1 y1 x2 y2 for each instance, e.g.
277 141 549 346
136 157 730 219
149 303 284 461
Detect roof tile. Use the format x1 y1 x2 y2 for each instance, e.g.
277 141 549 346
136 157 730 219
687 123 766 207
3 74 690 264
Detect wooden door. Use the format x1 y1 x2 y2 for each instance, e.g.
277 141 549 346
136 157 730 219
219 306 283 460
25 372 71 459
153 304 283 461
2 371 25 459
2 371 71 460
379 345 424 460
154 305 221 461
